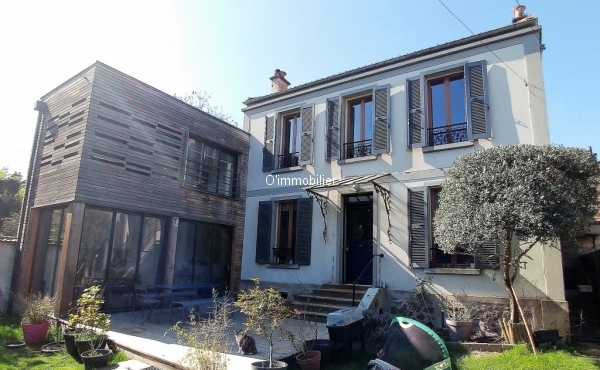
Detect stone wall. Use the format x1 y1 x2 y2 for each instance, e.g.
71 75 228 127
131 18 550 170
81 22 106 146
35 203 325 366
0 237 17 312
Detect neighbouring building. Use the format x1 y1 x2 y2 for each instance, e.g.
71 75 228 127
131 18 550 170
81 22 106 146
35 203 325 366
13 62 249 315
241 17 570 334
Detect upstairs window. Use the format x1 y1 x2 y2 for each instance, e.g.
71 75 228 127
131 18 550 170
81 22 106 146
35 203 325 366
184 134 239 197
326 85 390 161
345 95 373 159
427 73 468 147
278 112 302 169
407 61 490 149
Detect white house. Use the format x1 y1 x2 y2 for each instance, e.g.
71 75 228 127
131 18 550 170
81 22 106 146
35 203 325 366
240 17 568 333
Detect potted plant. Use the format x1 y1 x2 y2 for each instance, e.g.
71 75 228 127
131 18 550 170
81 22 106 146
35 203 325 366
69 286 112 369
439 296 474 342
235 278 299 369
290 311 322 370
18 293 55 345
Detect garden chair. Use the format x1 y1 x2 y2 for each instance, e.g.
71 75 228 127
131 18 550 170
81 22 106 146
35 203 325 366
131 284 162 325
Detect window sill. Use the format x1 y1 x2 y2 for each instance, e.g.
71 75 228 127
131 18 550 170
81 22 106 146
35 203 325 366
337 155 377 165
425 268 480 275
272 166 303 174
422 140 474 153
266 264 300 269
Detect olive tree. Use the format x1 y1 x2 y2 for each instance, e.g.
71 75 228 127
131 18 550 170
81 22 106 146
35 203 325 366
434 145 599 324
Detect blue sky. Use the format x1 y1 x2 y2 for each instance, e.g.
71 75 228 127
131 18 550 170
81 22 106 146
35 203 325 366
1 0 598 175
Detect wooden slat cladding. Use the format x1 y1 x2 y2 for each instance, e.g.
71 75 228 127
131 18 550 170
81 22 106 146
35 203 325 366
31 67 94 208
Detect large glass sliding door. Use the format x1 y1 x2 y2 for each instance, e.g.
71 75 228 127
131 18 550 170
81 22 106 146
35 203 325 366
174 220 233 294
74 207 167 311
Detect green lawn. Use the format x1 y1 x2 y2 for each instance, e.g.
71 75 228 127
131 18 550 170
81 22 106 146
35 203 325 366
0 314 127 370
285 344 599 370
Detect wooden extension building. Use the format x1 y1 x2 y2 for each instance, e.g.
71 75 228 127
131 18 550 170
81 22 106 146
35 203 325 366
13 61 249 315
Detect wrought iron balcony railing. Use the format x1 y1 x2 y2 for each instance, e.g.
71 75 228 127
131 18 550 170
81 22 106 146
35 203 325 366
344 139 372 159
427 123 468 147
277 152 299 169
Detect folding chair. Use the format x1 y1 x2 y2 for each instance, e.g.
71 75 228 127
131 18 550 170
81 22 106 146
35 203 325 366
131 284 162 325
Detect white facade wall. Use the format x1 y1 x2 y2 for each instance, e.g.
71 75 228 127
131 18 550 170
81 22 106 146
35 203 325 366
241 26 562 304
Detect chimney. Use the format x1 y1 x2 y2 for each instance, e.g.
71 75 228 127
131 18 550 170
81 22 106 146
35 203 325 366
512 4 527 23
270 69 290 93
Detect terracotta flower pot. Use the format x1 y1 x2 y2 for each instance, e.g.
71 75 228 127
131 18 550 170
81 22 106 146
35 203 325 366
296 350 321 370
21 321 51 345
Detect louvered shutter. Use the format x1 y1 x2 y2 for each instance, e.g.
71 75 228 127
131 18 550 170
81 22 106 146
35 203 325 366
262 115 275 171
407 77 425 148
372 85 390 154
255 201 272 264
326 98 341 161
299 104 314 166
295 198 313 265
465 61 490 139
474 241 499 269
408 188 427 268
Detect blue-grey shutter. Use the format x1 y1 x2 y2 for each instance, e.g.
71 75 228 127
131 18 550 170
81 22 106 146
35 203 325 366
372 85 390 154
262 115 275 171
408 188 427 268
474 241 499 269
407 77 425 148
326 98 341 161
465 61 490 139
299 104 314 166
255 201 272 264
295 198 313 265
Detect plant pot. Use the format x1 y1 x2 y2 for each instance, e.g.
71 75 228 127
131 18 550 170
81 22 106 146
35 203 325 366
445 319 473 342
250 360 288 369
21 321 51 345
305 339 333 369
75 336 106 357
81 348 112 369
63 329 81 362
41 341 65 354
296 350 321 370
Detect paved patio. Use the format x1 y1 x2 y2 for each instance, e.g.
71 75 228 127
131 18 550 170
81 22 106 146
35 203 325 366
107 308 330 369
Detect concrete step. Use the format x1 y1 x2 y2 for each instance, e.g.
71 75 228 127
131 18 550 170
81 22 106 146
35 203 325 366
321 283 371 292
309 287 369 300
294 294 356 306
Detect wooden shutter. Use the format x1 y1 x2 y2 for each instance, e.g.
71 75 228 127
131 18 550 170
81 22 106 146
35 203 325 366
262 115 275 171
295 198 313 265
475 241 499 269
372 85 390 154
326 98 341 161
407 77 425 148
465 61 490 139
299 104 314 166
408 188 427 268
255 201 272 264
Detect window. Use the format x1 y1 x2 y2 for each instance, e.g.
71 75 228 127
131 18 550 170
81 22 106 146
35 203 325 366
255 198 313 266
326 85 390 161
407 61 490 149
427 72 468 147
345 95 373 159
262 105 314 171
184 134 239 197
429 188 473 268
274 201 297 264
278 112 302 169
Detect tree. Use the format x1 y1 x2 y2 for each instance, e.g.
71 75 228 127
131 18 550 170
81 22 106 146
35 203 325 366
0 167 24 236
434 145 600 325
174 91 238 126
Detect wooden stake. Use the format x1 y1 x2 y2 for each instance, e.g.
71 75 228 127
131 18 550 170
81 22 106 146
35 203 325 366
511 285 537 355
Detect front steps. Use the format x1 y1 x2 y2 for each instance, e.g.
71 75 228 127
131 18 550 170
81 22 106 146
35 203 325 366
292 284 371 321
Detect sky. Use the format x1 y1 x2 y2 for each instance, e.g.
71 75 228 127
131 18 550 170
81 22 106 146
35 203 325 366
1 0 598 176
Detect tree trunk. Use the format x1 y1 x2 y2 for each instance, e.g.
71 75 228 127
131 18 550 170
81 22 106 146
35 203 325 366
502 232 520 323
